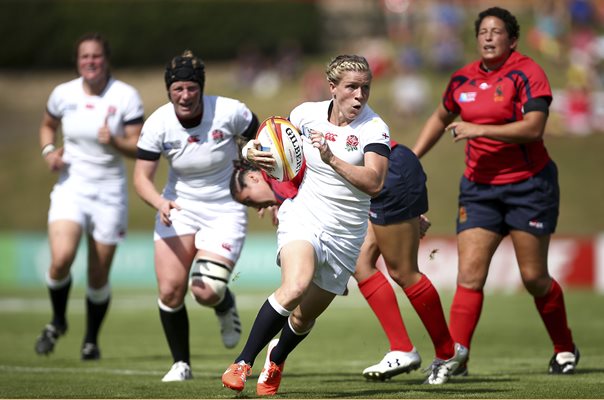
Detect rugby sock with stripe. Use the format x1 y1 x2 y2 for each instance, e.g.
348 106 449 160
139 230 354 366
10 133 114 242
235 294 289 366
46 273 72 330
449 285 484 350
534 279 574 353
271 318 312 365
158 300 190 364
358 271 414 352
404 274 455 360
84 285 111 345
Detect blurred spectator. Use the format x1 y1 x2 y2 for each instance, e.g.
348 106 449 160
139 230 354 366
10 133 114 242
301 65 330 102
251 67 281 99
234 43 264 90
357 38 393 79
423 1 465 72
391 47 430 118
276 39 303 81
528 0 566 63
569 0 594 27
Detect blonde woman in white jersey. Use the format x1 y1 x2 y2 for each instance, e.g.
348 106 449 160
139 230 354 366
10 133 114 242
35 33 144 361
133 50 260 382
222 54 390 396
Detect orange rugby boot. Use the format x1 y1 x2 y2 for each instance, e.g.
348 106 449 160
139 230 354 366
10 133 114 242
222 361 252 392
257 339 285 396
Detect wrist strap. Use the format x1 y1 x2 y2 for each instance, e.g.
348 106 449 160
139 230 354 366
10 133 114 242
41 143 56 157
241 140 254 160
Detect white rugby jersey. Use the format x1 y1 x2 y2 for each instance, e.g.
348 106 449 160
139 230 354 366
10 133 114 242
138 95 254 200
289 100 390 236
47 77 144 183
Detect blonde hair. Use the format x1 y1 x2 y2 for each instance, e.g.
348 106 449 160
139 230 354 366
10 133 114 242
325 55 372 85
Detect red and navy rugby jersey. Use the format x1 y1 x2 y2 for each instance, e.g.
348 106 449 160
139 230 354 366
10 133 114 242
262 159 306 205
442 51 552 184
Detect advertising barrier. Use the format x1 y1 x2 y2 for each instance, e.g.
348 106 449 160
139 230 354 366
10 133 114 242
1 232 603 292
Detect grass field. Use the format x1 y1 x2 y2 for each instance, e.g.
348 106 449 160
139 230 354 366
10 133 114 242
1 287 602 399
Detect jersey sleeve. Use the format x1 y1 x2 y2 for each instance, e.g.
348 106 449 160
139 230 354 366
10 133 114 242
137 111 165 155
231 100 255 137
122 86 145 124
360 117 391 153
46 84 66 120
518 60 552 106
442 73 468 114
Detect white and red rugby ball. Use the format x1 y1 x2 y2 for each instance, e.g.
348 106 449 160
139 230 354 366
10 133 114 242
255 116 304 182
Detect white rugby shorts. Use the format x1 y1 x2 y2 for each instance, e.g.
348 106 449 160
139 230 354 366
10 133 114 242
153 195 247 263
276 199 364 295
48 177 127 245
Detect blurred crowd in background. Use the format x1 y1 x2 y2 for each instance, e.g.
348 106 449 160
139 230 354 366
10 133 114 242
230 0 604 137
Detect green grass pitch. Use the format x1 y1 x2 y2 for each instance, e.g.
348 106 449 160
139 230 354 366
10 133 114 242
0 287 602 398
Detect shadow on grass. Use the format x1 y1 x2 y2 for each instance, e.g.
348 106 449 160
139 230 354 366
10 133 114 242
276 372 515 398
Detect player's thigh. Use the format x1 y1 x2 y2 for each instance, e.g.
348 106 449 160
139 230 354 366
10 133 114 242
353 224 380 282
457 228 502 289
373 218 421 287
510 230 551 296
48 220 83 275
154 234 197 306
276 240 316 309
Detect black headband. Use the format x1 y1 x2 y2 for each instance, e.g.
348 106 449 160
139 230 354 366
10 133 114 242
164 56 205 89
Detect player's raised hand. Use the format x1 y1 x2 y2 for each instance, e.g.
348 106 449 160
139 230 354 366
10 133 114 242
309 128 334 164
98 115 112 144
243 139 275 171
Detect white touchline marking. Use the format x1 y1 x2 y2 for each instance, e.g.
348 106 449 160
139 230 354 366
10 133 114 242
0 364 162 376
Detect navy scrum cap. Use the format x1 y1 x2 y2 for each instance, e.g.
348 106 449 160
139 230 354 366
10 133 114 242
164 50 205 90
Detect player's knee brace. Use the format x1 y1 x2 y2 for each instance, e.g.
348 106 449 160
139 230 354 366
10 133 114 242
189 258 232 304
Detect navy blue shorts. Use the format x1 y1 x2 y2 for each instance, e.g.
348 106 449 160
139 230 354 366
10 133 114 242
457 161 559 236
369 144 428 225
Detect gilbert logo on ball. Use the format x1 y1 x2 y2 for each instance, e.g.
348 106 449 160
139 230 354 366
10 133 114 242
256 116 304 182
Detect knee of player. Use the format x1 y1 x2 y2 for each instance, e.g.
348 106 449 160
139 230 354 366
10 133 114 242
388 265 420 287
49 258 75 277
521 274 551 297
278 282 308 306
189 258 232 306
289 310 315 333
190 282 223 305
158 291 186 309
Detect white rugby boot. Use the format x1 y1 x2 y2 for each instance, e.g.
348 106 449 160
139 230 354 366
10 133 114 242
216 295 242 349
161 361 193 382
424 343 469 385
549 345 580 374
362 348 421 381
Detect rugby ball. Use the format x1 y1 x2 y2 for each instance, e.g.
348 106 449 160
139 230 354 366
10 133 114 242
255 116 304 182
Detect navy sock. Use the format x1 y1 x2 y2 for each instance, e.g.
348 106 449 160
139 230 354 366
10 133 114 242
271 321 310 365
235 299 288 366
49 279 71 330
84 297 110 344
159 305 190 364
214 288 235 314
